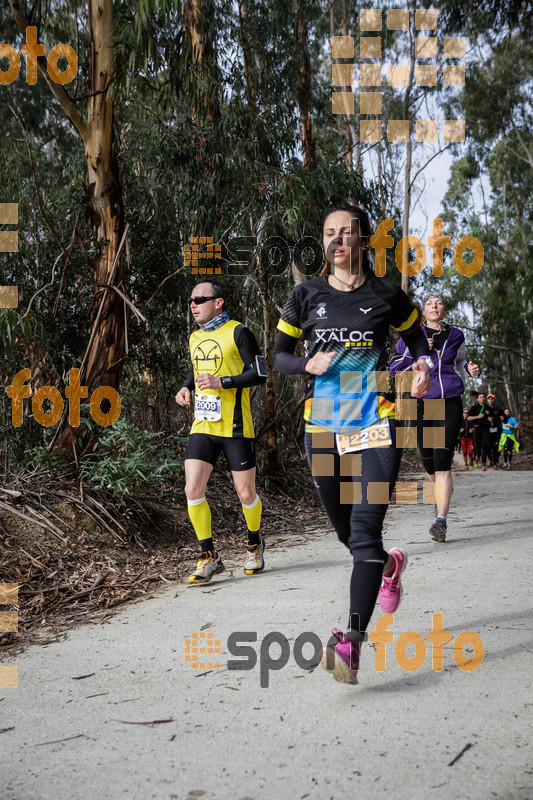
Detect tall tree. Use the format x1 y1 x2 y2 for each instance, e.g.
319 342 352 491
8 0 125 455
294 0 316 170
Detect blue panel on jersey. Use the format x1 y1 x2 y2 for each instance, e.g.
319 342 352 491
309 350 382 432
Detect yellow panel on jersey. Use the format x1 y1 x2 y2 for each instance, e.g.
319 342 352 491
377 396 396 419
277 318 303 339
393 307 420 333
189 320 254 438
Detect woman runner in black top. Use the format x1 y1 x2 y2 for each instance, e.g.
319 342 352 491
273 203 431 684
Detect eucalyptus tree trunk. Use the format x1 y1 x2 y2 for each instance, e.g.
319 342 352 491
334 0 360 175
239 0 258 114
237 5 279 473
294 1 316 170
9 0 125 456
183 0 221 122
401 6 417 294
255 202 280 478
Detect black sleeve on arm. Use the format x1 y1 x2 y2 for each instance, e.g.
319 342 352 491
273 330 309 375
182 361 195 391
229 325 267 388
400 327 431 362
388 287 430 363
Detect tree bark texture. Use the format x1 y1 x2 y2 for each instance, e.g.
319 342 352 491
9 0 126 456
83 0 125 398
294 2 316 170
401 8 416 295
183 0 221 122
255 204 280 477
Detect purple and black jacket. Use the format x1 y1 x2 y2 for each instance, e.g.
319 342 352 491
388 324 470 399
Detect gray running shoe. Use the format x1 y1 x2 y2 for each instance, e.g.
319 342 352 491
429 517 447 543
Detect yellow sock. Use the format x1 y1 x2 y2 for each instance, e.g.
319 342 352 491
241 495 262 532
187 497 212 542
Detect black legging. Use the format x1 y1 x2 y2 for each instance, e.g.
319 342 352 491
488 431 501 465
473 425 490 465
503 437 514 464
417 395 463 474
305 423 402 635
304 424 402 562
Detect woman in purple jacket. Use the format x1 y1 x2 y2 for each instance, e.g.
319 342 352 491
389 293 479 543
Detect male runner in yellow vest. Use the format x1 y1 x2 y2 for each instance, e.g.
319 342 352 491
175 281 267 584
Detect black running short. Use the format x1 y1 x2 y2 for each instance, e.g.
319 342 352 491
185 433 256 471
417 395 463 474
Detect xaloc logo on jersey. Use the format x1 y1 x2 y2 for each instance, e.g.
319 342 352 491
315 328 374 347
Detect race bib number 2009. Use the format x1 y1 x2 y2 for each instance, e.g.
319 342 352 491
336 419 392 455
195 394 222 422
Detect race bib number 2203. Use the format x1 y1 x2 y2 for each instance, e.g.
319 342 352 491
336 419 391 455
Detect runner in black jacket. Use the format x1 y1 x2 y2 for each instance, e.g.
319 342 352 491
485 393 505 469
459 409 474 470
468 391 491 471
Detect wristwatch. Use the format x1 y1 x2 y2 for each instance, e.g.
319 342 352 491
417 355 434 369
220 376 233 389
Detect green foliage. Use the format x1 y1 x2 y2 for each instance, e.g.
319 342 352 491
431 16 533 413
22 443 75 484
79 419 184 505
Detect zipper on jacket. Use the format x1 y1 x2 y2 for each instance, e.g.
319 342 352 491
437 337 447 398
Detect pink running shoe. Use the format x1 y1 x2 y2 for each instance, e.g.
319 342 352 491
378 548 408 614
320 628 360 684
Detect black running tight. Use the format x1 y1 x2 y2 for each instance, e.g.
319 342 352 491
473 426 490 465
305 424 402 634
304 424 402 564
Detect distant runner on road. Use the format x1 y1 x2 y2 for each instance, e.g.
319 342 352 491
389 292 479 542
459 408 475 470
468 391 492 471
485 393 505 469
500 409 520 469
176 281 267 584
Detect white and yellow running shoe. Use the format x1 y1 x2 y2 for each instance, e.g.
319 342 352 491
244 536 265 575
188 551 225 584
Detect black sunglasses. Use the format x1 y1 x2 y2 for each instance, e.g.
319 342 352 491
190 295 220 305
